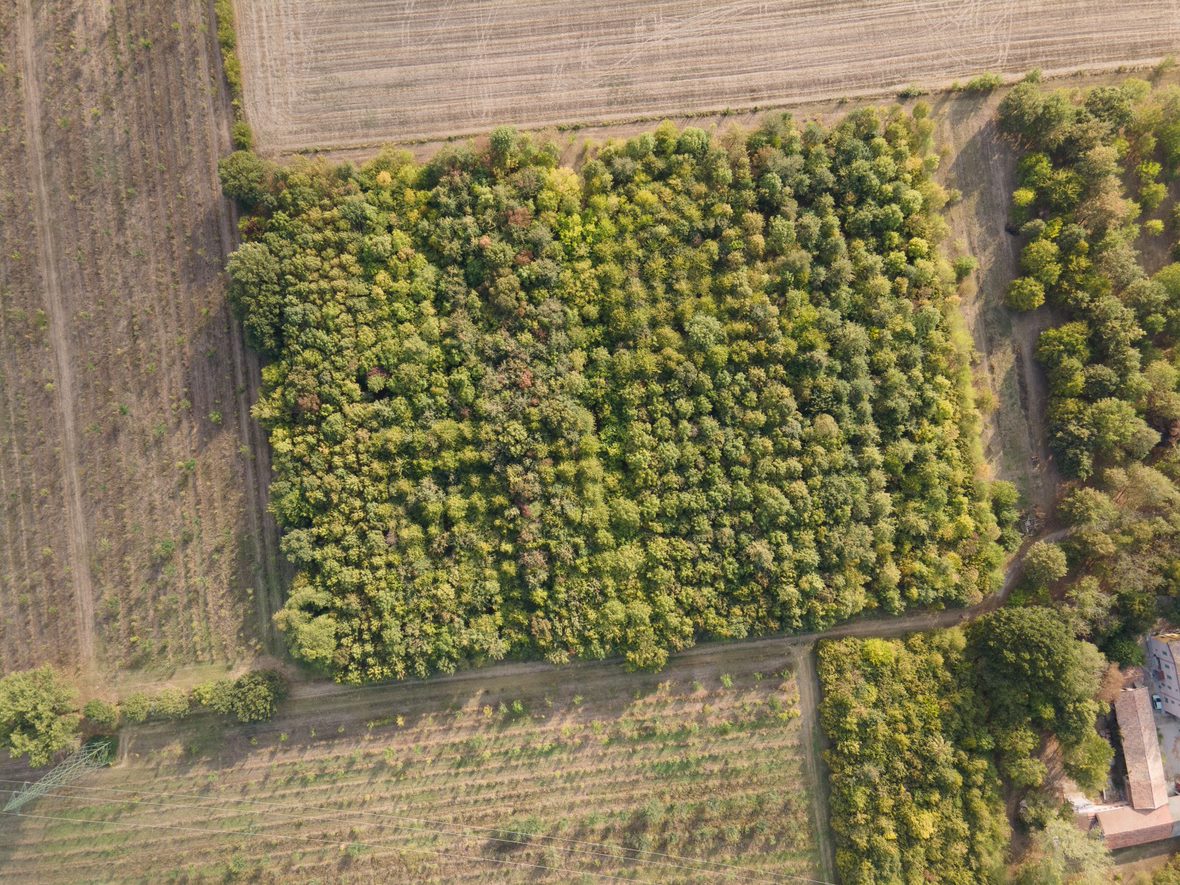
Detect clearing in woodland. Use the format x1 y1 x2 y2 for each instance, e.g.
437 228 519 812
235 0 1180 154
0 644 819 883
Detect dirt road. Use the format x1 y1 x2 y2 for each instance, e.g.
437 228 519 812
234 0 1180 154
14 0 96 674
937 89 1064 516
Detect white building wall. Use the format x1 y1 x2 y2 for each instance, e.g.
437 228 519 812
1148 637 1180 719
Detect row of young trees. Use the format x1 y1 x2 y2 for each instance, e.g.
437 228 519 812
999 76 1180 664
819 608 1110 885
0 667 288 767
223 109 1010 682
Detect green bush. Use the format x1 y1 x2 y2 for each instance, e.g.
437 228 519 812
192 679 234 716
231 120 254 151
151 688 191 720
120 692 151 724
228 670 288 723
82 699 119 730
218 151 274 210
0 667 80 767
963 72 1003 93
1006 276 1045 311
952 255 978 282
194 670 288 723
989 480 1023 550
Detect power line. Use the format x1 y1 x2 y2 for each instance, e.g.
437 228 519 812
3 741 109 812
0 781 835 885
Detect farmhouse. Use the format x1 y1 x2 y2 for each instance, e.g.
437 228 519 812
1074 686 1180 849
1149 633 1180 718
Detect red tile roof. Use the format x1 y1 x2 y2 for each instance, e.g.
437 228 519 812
1095 804 1174 849
1115 687 1168 811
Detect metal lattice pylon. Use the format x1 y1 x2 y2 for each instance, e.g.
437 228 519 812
3 740 111 813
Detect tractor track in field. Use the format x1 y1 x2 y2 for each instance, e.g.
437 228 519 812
15 0 97 676
233 0 1180 155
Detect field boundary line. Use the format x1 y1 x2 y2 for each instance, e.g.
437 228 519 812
795 647 836 884
205 0 284 653
264 57 1171 158
15 0 96 674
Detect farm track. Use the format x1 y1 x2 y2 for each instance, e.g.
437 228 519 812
199 0 287 650
935 90 1064 515
15 0 97 674
0 3 72 674
235 0 1180 154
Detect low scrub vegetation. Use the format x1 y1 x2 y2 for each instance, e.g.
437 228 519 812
0 667 288 767
223 108 1008 682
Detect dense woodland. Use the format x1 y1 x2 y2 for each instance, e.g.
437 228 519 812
817 73 1180 885
819 631 1008 884
222 109 1008 682
999 76 1180 663
820 609 1109 885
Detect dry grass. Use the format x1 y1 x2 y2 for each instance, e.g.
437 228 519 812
0 647 817 883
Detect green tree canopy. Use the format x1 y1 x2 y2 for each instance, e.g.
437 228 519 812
1022 540 1069 592
968 607 1104 749
225 112 1004 682
1014 817 1112 885
0 667 80 767
819 631 1008 885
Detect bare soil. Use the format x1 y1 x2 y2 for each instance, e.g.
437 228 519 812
234 0 1180 155
934 87 1064 515
0 0 282 685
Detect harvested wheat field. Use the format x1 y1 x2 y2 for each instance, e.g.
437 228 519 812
0 0 281 684
0 645 818 883
236 0 1180 153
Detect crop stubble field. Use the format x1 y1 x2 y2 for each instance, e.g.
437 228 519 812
0 0 280 682
236 0 1180 153
0 646 818 883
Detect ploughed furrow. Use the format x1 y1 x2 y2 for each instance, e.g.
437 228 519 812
1 0 271 676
